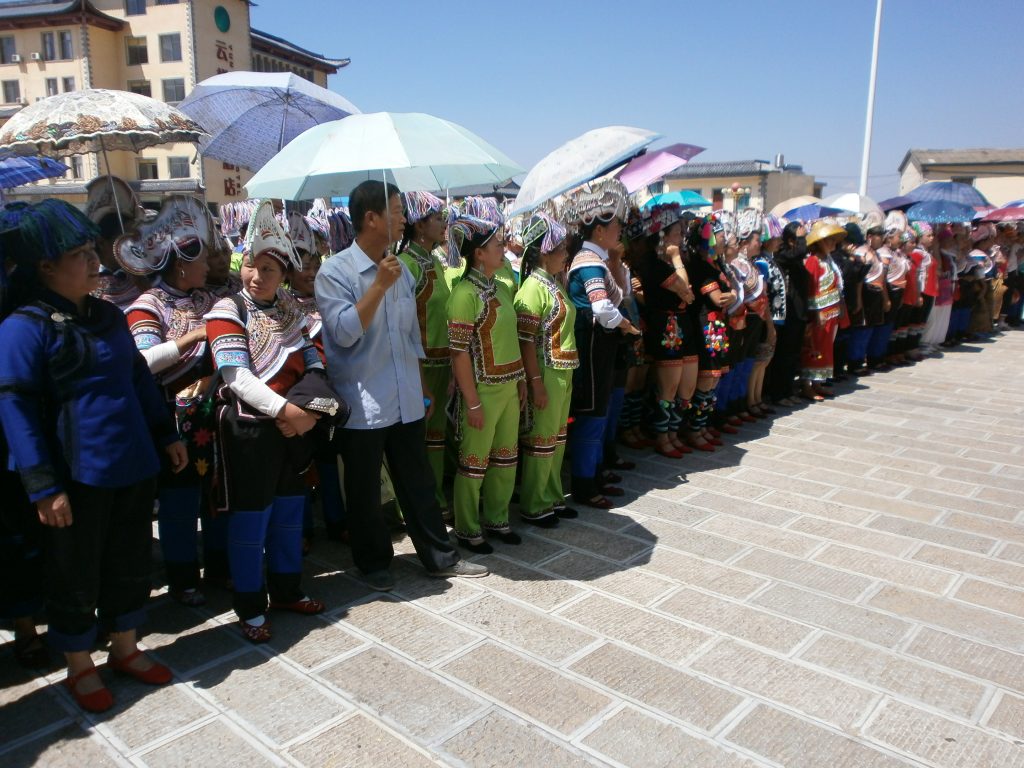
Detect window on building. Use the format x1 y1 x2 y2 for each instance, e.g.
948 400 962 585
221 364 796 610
2 80 20 103
137 158 158 180
0 37 15 64
70 156 83 179
125 0 146 15
159 33 181 62
41 32 56 61
125 36 148 66
127 79 151 96
162 77 185 104
45 77 58 97
62 76 75 92
168 156 190 178
59 30 73 59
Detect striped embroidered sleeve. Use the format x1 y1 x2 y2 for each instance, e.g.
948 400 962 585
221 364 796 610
205 298 250 370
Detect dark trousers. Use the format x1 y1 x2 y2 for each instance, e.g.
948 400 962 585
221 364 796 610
766 318 805 401
45 479 156 652
0 469 44 619
335 419 459 575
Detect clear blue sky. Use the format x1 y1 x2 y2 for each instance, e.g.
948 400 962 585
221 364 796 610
252 0 1024 200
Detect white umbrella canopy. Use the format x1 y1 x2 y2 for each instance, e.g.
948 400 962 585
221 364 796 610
823 192 883 219
0 88 205 157
245 112 523 201
769 195 819 217
508 125 661 216
178 71 359 172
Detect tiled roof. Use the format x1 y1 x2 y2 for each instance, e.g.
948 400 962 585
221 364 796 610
251 28 350 71
665 160 775 179
0 0 122 27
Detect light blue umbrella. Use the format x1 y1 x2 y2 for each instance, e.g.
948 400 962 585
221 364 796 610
179 71 359 173
906 200 976 223
643 190 711 209
245 112 523 201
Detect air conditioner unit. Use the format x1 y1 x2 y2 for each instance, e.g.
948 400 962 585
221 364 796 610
9 54 21 63
29 52 41 61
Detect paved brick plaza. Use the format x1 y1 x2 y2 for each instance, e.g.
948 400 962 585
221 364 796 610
2 332 1024 767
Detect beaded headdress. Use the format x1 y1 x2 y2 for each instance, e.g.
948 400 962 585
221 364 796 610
244 199 301 271
114 195 213 276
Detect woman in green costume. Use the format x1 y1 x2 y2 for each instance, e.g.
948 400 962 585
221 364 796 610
514 211 579 528
447 197 526 553
398 191 451 517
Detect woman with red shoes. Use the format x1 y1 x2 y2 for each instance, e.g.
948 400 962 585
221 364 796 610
205 201 327 643
0 200 185 712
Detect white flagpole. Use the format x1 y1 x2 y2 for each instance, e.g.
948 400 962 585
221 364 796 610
859 0 884 196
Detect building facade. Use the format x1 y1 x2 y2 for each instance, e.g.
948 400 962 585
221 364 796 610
898 148 1024 207
660 157 824 213
0 0 348 205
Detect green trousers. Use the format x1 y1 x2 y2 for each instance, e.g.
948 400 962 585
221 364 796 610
453 380 520 542
422 365 451 512
519 368 572 520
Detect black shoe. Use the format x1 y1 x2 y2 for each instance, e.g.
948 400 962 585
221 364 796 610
553 504 579 519
492 530 522 545
522 514 559 528
457 537 494 555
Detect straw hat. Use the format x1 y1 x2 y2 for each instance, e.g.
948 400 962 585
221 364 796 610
805 220 847 247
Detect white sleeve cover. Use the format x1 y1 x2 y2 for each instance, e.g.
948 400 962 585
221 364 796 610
222 366 288 418
591 298 624 329
141 340 181 373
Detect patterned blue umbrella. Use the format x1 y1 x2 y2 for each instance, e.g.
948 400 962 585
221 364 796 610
783 203 849 222
0 153 68 189
906 200 976 223
878 195 915 212
905 181 989 207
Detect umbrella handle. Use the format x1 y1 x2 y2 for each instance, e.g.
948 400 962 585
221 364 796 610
101 136 126 235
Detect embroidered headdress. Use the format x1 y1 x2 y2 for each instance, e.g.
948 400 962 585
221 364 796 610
761 213 784 241
521 210 568 254
624 203 681 241
447 196 503 266
244 199 301 271
84 175 145 230
287 211 315 256
114 196 213 276
735 208 763 242
403 190 445 224
561 178 628 227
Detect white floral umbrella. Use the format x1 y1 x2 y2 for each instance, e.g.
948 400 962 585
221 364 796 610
0 88 205 229
0 88 205 157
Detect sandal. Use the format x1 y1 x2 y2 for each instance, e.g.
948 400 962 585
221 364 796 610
171 588 207 607
108 649 173 685
269 597 325 615
600 485 625 497
608 458 636 471
575 494 613 509
602 471 623 484
239 618 272 644
64 666 113 713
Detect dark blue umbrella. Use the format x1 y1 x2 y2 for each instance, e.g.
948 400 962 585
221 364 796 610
905 181 990 207
878 195 915 212
0 153 69 189
783 203 848 222
906 200 976 223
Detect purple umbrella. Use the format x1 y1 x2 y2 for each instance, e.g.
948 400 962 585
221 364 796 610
878 195 915 212
617 143 704 193
905 181 990 207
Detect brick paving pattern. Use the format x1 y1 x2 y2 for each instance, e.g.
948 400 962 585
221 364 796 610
2 332 1024 766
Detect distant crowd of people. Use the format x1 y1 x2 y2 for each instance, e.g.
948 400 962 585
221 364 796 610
0 174 1018 714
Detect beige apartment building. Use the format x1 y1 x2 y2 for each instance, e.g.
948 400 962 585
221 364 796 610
0 0 348 205
660 157 825 213
898 148 1024 207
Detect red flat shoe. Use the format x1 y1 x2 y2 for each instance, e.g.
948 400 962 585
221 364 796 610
705 437 724 446
64 667 113 713
739 413 758 423
692 441 716 452
600 485 625 497
270 597 325 615
656 445 685 459
726 416 743 427
108 650 172 686
670 442 693 454
718 424 739 435
239 619 272 644
705 427 721 438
